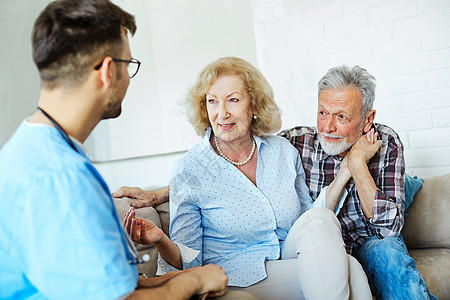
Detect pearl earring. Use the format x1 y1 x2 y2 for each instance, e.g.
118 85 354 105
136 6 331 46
253 115 257 120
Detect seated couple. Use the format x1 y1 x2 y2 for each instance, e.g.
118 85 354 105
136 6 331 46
115 58 436 299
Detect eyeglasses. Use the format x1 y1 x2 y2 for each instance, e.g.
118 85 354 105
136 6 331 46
94 57 141 78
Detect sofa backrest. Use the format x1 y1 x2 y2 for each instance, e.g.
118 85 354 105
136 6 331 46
402 173 450 249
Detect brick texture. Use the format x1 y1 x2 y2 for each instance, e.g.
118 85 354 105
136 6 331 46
252 0 450 178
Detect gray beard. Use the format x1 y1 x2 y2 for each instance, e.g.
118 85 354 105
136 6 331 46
318 132 360 156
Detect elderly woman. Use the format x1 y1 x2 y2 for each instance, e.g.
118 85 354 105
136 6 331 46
123 57 371 299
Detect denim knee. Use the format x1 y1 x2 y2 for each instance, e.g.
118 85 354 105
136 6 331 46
355 235 436 300
359 236 408 269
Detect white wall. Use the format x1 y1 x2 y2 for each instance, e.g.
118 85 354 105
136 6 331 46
252 0 450 178
0 1 47 147
92 0 257 191
94 151 185 191
0 0 256 192
2 0 449 192
87 0 257 163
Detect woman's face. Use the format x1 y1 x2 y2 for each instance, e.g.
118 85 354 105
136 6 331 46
206 75 253 144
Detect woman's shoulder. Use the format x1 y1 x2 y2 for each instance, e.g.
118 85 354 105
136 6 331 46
260 134 298 154
170 140 212 174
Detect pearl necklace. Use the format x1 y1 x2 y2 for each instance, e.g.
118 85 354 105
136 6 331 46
214 135 256 166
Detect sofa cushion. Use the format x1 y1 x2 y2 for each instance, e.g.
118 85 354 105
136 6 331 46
402 173 450 248
409 248 450 300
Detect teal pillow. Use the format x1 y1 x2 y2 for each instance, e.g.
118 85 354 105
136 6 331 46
404 173 423 217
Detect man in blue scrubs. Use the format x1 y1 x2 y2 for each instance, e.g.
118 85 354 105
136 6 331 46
0 0 227 299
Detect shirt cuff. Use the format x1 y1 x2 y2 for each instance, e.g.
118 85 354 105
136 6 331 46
313 186 347 215
369 189 401 224
156 242 200 275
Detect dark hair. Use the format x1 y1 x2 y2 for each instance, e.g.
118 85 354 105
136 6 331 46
32 0 136 89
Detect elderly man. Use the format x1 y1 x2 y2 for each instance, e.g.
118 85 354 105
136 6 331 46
0 0 230 299
279 65 436 300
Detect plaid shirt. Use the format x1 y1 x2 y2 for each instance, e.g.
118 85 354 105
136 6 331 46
279 123 405 253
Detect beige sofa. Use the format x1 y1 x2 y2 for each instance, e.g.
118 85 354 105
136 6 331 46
402 173 450 299
114 173 450 299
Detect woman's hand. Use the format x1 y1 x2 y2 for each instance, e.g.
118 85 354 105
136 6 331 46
123 207 165 245
365 127 378 144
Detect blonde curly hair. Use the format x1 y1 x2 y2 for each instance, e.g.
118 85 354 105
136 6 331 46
185 57 281 137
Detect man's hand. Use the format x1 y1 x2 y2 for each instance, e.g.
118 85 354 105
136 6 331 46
185 264 228 298
338 155 350 177
347 128 383 172
131 264 228 299
113 186 168 208
123 207 164 245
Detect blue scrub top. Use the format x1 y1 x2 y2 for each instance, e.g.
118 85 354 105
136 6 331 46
0 121 138 299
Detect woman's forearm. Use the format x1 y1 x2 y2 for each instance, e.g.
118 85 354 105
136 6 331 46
155 234 183 270
325 170 351 211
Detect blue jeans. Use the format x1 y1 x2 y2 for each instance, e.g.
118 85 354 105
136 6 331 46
353 235 437 300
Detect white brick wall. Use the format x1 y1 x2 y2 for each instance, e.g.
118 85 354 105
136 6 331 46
252 0 450 178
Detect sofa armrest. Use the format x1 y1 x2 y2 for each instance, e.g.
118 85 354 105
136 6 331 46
402 173 450 248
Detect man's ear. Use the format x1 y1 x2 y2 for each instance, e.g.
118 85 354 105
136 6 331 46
98 57 114 89
363 110 376 133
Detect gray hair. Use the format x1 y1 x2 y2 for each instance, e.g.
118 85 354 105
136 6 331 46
318 65 376 117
